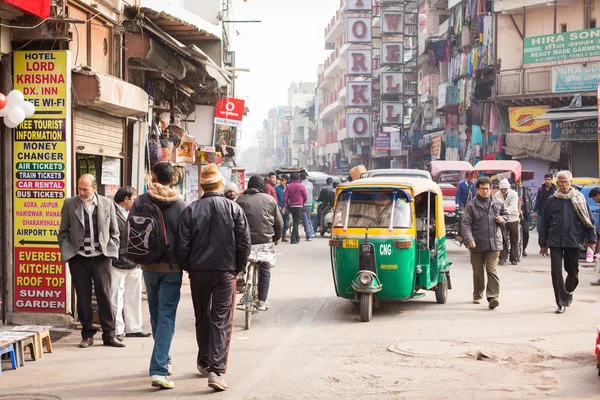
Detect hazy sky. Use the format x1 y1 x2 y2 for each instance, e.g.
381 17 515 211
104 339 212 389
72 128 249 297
229 0 339 150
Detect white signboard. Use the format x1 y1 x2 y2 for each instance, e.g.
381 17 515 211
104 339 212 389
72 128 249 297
381 72 404 95
347 81 372 107
347 17 372 44
380 102 404 125
437 83 448 110
346 0 372 11
381 42 404 65
390 131 402 150
382 11 404 35
347 49 372 76
347 112 372 138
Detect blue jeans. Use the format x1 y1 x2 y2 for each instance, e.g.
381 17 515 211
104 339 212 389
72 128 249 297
143 271 182 376
280 208 290 238
302 205 314 239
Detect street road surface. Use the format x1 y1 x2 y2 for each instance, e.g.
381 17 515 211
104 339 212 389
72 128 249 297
2 232 600 399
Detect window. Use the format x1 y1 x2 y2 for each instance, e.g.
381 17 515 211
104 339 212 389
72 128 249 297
561 24 567 32
333 190 412 228
591 19 597 28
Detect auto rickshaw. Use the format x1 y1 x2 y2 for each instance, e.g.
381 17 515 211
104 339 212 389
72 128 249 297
329 177 452 322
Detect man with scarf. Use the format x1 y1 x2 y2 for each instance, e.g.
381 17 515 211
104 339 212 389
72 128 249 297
539 170 596 314
236 175 283 311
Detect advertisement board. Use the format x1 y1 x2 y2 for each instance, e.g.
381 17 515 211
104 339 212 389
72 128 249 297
347 81 372 107
347 17 372 44
381 42 404 65
374 132 391 150
382 11 404 35
13 50 71 313
509 106 550 133
347 112 371 139
380 102 404 125
552 62 600 92
347 49 372 76
214 97 245 127
523 28 600 67
431 134 442 160
381 72 403 95
550 118 598 141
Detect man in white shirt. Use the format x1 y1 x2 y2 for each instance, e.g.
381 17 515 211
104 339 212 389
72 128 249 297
495 179 520 265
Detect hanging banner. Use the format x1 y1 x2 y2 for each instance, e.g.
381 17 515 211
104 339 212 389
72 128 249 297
13 50 72 313
509 106 550 133
431 134 442 160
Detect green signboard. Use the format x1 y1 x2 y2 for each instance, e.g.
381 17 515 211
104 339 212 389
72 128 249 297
523 28 600 67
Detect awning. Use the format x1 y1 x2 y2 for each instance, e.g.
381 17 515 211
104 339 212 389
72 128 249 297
72 69 149 118
131 0 221 40
535 107 598 121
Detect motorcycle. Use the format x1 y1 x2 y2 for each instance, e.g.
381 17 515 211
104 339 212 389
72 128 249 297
320 207 333 236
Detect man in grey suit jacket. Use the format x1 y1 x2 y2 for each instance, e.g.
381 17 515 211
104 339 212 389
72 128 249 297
58 174 124 348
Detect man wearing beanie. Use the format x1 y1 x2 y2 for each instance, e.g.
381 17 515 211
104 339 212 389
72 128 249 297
236 175 283 311
177 163 251 391
494 179 520 266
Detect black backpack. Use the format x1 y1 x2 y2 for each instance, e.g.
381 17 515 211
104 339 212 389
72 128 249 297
126 196 170 265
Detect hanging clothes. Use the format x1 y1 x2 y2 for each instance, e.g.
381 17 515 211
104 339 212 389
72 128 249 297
446 105 459 129
471 125 484 145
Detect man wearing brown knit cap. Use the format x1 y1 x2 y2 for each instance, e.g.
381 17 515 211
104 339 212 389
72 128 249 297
177 164 251 392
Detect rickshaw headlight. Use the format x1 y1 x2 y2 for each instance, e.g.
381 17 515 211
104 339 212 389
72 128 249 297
358 273 373 285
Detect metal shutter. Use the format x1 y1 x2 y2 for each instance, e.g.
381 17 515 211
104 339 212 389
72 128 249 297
74 109 124 158
572 143 598 178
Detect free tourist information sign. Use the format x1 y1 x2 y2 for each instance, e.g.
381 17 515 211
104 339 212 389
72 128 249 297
523 28 600 67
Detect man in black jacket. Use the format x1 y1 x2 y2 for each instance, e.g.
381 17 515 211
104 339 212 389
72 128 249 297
539 170 596 314
177 163 251 392
316 177 335 231
533 173 557 233
236 175 283 311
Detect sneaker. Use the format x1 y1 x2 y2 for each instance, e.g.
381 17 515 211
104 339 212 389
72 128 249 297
166 363 173 376
488 299 499 310
307 238 312 242
473 297 482 304
555 306 566 314
258 300 270 311
151 375 174 389
197 364 209 377
208 372 229 391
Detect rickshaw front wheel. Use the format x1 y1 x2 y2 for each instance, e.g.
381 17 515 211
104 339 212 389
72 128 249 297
360 293 373 322
435 274 449 304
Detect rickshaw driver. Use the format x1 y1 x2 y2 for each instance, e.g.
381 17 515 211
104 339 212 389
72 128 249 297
338 192 411 228
414 193 436 248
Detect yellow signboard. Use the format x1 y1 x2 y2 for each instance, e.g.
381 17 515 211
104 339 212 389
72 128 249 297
13 51 71 313
509 106 550 133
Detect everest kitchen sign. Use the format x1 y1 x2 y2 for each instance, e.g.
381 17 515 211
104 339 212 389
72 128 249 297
214 97 245 128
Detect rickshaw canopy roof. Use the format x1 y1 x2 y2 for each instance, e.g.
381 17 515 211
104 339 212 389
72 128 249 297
471 160 522 182
430 161 474 181
338 176 443 197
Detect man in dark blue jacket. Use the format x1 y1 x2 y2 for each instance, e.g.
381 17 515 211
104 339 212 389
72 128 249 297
533 173 557 233
455 172 476 239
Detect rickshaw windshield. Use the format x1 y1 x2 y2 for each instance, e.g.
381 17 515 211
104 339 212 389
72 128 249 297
333 190 412 229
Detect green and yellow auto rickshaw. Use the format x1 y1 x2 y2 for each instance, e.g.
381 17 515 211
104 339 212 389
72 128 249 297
329 177 452 322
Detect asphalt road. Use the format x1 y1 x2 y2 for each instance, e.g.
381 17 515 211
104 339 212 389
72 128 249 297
3 232 600 399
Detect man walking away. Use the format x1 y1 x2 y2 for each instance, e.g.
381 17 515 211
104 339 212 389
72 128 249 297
236 175 283 311
276 175 290 242
521 189 531 257
265 172 278 203
283 173 308 244
455 172 476 240
462 177 508 310
177 164 251 392
110 186 150 341
130 162 187 389
58 174 124 349
533 173 557 233
300 172 314 241
539 170 596 314
495 179 520 266
317 177 335 232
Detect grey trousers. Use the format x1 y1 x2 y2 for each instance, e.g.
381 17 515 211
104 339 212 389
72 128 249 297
470 251 500 301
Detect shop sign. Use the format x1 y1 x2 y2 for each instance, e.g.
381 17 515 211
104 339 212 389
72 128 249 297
381 42 404 65
381 72 403 95
347 49 372 76
199 145 216 152
437 82 448 109
214 97 245 127
509 106 550 133
382 11 404 35
347 112 371 138
346 0 372 11
346 17 372 44
4 0 51 18
347 81 372 107
380 102 403 125
550 118 598 141
390 130 402 150
374 131 391 150
13 50 71 313
524 28 600 67
431 134 442 160
552 62 600 92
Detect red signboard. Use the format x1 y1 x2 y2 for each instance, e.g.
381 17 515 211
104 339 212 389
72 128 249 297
14 247 66 313
2 0 51 18
214 97 245 127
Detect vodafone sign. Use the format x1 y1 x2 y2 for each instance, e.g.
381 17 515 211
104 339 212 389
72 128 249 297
214 97 245 127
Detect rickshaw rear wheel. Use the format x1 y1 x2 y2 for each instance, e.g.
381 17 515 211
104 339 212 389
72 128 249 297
435 274 448 304
360 293 373 322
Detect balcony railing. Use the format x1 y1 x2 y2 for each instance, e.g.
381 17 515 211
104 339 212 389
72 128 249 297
496 66 554 98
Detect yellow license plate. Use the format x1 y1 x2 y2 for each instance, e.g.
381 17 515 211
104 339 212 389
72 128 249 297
343 239 359 248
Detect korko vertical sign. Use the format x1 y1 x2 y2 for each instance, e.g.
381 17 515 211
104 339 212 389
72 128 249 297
347 17 372 44
381 42 404 65
13 50 71 313
381 72 404 95
381 102 404 125
347 81 372 107
347 49 372 76
382 11 404 35
346 0 372 11
347 112 372 138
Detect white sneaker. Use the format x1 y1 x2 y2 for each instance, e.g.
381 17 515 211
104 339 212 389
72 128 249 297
197 364 209 377
151 375 174 389
258 300 270 311
208 371 229 391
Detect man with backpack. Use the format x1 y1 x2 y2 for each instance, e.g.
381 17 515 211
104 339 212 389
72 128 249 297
177 164 251 392
128 162 187 390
